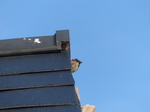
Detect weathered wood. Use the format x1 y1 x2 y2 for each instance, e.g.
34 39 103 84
75 87 96 112
0 30 70 57
82 104 96 112
0 51 70 76
0 30 82 112
0 71 74 91
0 86 79 109
75 87 80 100
0 105 81 112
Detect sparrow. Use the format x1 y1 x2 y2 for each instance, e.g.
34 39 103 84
71 59 82 73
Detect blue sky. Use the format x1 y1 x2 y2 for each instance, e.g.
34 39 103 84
0 0 150 112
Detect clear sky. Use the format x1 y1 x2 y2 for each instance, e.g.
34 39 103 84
0 0 150 112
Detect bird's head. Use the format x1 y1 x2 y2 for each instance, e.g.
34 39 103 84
72 58 82 64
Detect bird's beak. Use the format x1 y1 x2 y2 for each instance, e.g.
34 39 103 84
79 61 82 64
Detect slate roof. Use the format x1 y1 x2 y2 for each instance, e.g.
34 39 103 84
0 30 81 112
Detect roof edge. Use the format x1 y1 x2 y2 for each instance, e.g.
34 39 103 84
0 30 70 57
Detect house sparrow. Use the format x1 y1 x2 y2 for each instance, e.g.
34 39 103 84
71 59 82 73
